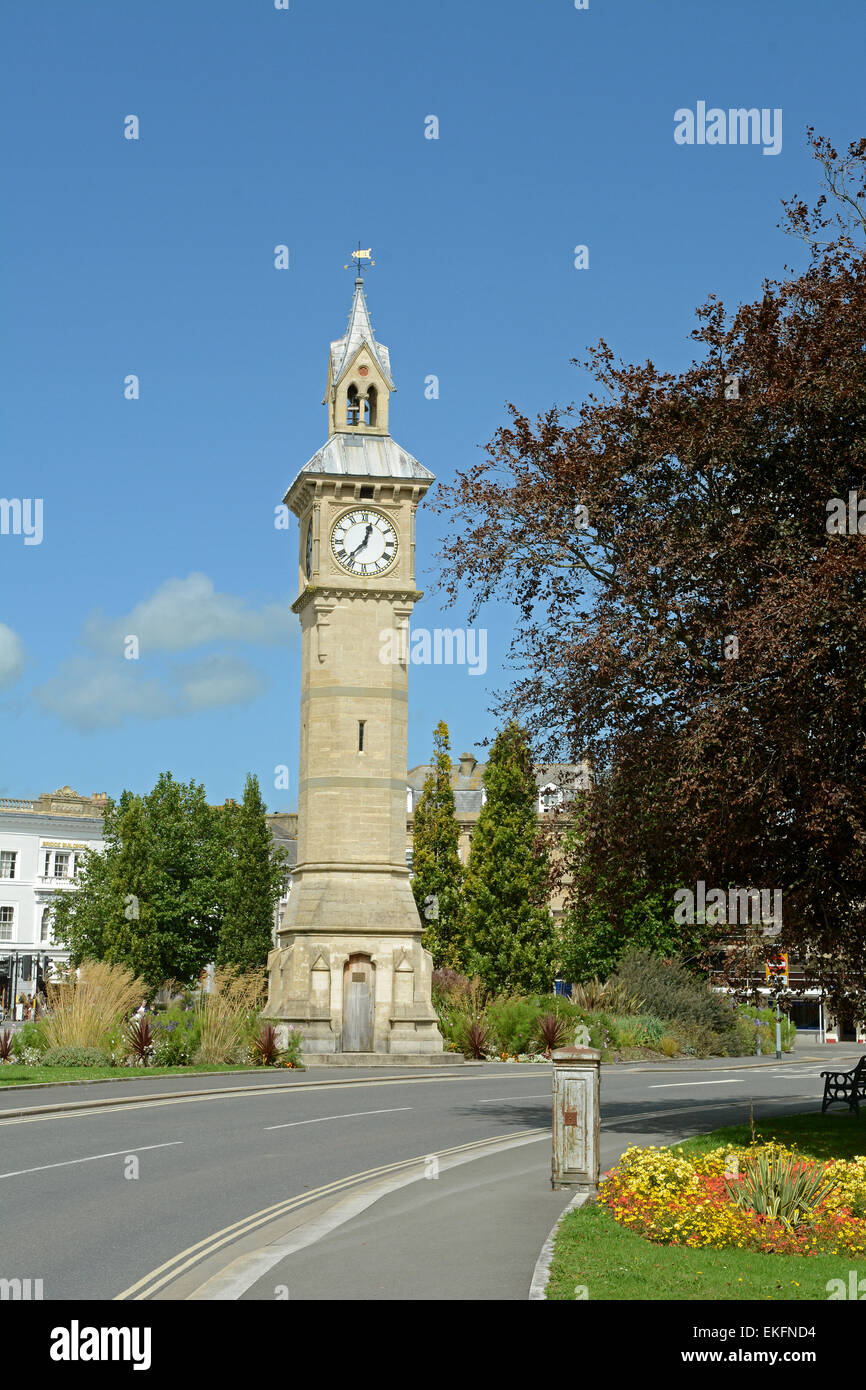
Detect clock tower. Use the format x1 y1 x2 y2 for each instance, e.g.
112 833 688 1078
265 268 451 1061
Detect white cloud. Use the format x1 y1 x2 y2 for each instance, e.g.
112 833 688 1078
34 660 179 731
82 573 292 655
175 653 268 712
0 624 25 688
34 650 270 732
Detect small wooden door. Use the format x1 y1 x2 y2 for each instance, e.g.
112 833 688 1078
343 957 374 1052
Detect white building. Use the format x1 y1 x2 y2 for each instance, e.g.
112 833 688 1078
0 787 107 1006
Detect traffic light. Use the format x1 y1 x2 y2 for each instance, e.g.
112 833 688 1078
20 955 33 979
0 956 11 977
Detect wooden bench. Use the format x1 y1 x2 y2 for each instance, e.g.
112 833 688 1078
821 1055 866 1116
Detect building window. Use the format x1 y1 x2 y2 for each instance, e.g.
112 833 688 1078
53 852 71 879
406 787 413 813
0 907 13 941
0 851 17 879
358 721 366 752
406 849 414 874
40 907 52 944
347 384 360 426
539 784 560 813
364 386 377 427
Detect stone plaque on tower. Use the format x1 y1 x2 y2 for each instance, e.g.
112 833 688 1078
265 261 456 1063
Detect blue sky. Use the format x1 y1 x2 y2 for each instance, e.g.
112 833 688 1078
1 0 862 810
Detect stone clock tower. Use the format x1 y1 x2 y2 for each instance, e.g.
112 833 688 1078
265 269 452 1062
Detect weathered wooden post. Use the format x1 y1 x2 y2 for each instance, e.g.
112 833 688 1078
551 1046 601 1194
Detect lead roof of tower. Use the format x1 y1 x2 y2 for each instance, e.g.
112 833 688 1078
328 277 395 391
300 432 434 480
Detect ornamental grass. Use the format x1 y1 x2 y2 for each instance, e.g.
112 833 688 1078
193 967 265 1065
599 1144 866 1259
42 959 147 1051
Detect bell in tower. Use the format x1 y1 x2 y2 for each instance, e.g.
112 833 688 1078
265 253 456 1064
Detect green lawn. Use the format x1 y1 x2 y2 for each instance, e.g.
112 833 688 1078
0 1063 295 1086
547 1111 866 1301
675 1111 866 1163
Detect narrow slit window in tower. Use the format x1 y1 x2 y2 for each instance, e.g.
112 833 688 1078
358 720 366 752
364 386 377 426
347 383 360 425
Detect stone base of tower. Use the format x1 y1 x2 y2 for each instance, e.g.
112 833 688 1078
264 869 452 1059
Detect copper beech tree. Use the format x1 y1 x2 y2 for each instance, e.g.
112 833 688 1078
433 132 866 1014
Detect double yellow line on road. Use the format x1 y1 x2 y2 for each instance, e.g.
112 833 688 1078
115 1127 545 1301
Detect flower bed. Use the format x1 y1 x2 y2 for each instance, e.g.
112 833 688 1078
599 1143 866 1258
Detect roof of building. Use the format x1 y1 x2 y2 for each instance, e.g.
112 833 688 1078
299 432 433 481
406 757 590 817
0 812 106 839
328 277 395 391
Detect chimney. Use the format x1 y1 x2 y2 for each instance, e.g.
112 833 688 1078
457 752 476 778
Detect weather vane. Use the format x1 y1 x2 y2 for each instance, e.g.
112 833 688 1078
344 243 375 273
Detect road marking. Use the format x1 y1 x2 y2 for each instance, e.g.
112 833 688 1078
0 1070 546 1127
187 1130 550 1302
648 1080 743 1089
0 1140 183 1181
476 1093 550 1103
264 1107 411 1131
114 1128 545 1300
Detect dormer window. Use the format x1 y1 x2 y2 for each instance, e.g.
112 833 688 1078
364 386 377 427
347 384 360 426
539 784 561 813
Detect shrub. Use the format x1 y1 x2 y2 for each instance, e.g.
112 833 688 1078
667 1018 724 1058
536 1012 571 1055
43 960 148 1052
151 1009 199 1066
434 975 489 1052
11 1019 49 1056
125 1016 155 1065
611 1014 667 1048
726 1152 838 1230
486 997 541 1056
737 1004 796 1052
457 1017 490 1060
583 1009 616 1052
0 1029 14 1062
251 1023 280 1066
571 977 645 1015
658 1034 679 1057
41 1045 111 1068
274 1024 304 1068
611 950 738 1041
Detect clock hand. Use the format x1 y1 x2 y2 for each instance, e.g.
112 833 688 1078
348 524 374 558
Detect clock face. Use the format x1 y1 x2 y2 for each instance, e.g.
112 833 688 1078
305 518 313 578
331 508 398 576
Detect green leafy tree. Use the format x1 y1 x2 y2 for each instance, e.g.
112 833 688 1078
557 795 712 981
54 773 228 987
411 722 465 968
217 773 286 971
463 721 555 993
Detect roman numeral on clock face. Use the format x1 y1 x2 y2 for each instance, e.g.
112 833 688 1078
331 508 398 575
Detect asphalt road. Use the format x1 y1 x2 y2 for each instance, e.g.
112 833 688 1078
0 1050 861 1301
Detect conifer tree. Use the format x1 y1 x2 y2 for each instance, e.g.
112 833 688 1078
463 721 555 993
410 721 465 968
217 773 286 971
